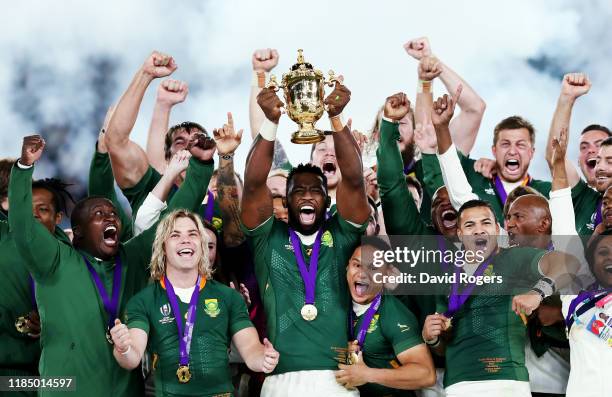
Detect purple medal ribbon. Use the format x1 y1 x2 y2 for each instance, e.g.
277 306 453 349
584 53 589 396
288 227 324 306
444 253 495 318
164 275 202 367
593 198 603 228
82 255 122 330
403 159 416 175
350 294 382 347
203 190 214 223
492 174 531 205
565 283 610 331
28 274 37 310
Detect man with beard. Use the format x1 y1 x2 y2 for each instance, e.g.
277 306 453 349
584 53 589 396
423 199 579 397
8 134 214 396
0 177 73 397
240 77 369 396
335 240 436 396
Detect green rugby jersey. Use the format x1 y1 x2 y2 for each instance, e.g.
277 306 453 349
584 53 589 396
126 279 251 397
420 151 551 223
353 295 422 397
571 179 601 236
242 215 366 374
8 159 212 397
436 247 546 388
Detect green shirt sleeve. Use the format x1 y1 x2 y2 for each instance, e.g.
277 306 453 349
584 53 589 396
126 289 151 334
381 296 423 355
227 288 253 336
377 119 432 236
8 164 68 280
88 146 133 241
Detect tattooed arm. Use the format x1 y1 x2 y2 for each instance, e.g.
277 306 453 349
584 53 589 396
217 154 245 247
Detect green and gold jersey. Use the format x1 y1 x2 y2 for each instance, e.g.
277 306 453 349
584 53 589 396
126 279 252 397
436 247 546 388
242 215 366 374
353 295 422 397
571 179 601 236
421 151 551 224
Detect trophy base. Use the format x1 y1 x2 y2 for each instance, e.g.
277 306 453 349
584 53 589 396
291 129 325 144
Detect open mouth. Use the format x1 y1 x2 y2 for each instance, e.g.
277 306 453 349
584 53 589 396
177 248 195 257
441 209 457 229
103 225 118 247
299 204 316 225
474 237 488 250
322 161 337 178
604 264 612 274
354 281 370 297
505 159 520 172
586 157 597 170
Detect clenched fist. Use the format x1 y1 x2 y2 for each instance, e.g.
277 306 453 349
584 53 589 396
188 132 216 162
110 318 131 354
20 135 45 166
142 51 177 79
560 72 591 100
252 48 279 73
157 79 188 107
324 81 351 118
431 86 462 128
257 88 284 124
404 37 432 60
418 56 442 82
422 313 450 342
384 92 410 121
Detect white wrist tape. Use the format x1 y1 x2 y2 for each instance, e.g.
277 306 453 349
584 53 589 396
259 118 278 141
329 113 345 131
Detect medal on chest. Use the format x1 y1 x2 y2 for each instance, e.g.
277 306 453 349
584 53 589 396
288 228 324 321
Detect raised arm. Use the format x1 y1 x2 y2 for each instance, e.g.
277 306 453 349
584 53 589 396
249 49 278 139
213 112 246 247
105 51 177 189
325 82 369 224
545 73 589 187
241 88 281 229
9 136 63 280
146 79 188 174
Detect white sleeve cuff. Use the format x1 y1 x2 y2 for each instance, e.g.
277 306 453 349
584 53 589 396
381 115 399 124
549 187 577 235
133 192 167 236
17 160 33 169
437 144 479 210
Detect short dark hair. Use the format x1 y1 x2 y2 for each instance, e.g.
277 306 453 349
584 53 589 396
457 199 496 225
493 116 535 146
164 121 207 160
31 178 75 215
600 137 612 148
0 158 15 200
70 196 114 229
286 163 328 197
581 124 612 136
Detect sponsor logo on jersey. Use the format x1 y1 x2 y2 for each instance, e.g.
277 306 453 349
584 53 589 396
204 299 220 318
397 323 411 332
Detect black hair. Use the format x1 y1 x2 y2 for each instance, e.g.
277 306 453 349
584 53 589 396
360 236 392 253
585 229 612 271
286 163 328 197
581 124 611 136
70 196 114 229
600 136 612 148
457 199 496 225
31 178 75 215
164 121 207 160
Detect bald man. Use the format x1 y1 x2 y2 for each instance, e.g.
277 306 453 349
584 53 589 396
505 194 552 250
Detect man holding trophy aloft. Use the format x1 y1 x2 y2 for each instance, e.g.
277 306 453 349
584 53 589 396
240 50 370 396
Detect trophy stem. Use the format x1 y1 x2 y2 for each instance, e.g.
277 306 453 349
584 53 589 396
291 122 325 144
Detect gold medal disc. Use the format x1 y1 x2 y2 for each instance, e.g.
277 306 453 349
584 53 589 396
301 304 318 321
177 365 192 383
15 316 31 334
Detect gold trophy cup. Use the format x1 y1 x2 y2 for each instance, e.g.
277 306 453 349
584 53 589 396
267 49 339 144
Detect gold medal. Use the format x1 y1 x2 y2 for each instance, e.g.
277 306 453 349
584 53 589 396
348 351 359 365
176 365 192 383
105 329 114 345
445 317 452 330
301 304 317 321
15 316 31 334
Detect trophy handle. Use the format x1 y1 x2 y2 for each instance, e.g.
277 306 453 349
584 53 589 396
266 74 283 92
324 70 340 87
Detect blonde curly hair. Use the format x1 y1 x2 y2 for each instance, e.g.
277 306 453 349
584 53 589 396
149 209 213 280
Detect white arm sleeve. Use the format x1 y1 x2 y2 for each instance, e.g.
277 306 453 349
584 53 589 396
437 144 479 211
133 192 167 236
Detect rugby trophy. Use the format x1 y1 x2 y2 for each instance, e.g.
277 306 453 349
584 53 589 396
267 49 339 144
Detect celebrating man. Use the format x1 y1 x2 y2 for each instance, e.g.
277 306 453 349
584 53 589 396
241 78 369 396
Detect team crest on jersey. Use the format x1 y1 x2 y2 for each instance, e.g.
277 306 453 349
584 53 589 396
485 188 495 196
159 304 174 324
367 314 380 333
321 230 333 247
212 216 223 231
204 299 220 317
483 264 496 277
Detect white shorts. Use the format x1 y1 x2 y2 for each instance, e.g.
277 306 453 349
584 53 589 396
445 380 530 397
417 368 446 397
261 369 359 397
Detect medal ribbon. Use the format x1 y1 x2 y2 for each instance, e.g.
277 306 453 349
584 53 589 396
82 255 122 330
444 253 495 318
350 294 382 348
593 198 603 228
493 174 530 205
288 227 323 305
565 283 611 331
28 274 37 310
203 190 214 223
164 275 203 367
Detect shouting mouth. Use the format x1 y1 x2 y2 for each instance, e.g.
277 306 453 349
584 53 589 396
505 158 520 173
441 209 457 229
354 280 370 297
322 161 337 178
586 157 597 170
103 225 118 247
474 237 489 250
299 204 316 225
